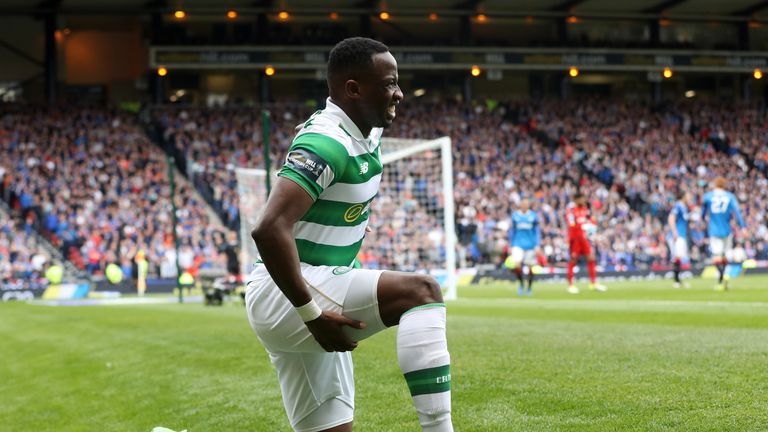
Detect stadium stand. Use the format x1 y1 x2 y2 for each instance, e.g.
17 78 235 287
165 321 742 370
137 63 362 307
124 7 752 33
2 98 766 278
152 98 768 273
0 204 52 289
0 105 231 278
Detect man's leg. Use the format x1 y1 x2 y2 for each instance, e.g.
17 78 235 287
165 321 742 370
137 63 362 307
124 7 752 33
376 272 453 432
293 398 353 432
527 265 535 292
510 248 524 295
325 424 351 432
523 250 535 294
246 269 358 432
512 265 524 295
567 258 576 286
710 237 727 290
514 266 524 283
586 252 606 291
716 257 727 284
587 253 597 284
567 238 581 293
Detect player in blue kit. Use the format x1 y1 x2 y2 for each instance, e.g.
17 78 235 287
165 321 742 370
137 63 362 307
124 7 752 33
667 190 692 288
506 198 540 296
701 177 747 291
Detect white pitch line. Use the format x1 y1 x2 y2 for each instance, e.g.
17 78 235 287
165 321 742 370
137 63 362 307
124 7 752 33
455 298 768 309
30 296 204 307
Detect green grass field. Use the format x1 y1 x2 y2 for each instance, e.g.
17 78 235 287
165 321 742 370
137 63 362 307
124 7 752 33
2 276 767 431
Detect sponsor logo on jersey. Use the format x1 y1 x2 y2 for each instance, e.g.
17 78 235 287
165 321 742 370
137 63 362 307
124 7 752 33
343 201 372 223
359 162 369 174
285 149 327 181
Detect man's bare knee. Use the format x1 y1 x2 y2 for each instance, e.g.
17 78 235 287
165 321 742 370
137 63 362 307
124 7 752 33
410 275 443 306
377 272 445 326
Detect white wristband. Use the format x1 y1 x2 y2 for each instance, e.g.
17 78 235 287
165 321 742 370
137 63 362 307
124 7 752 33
295 299 322 322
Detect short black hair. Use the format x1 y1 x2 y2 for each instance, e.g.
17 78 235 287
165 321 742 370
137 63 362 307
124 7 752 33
574 192 586 199
327 37 390 83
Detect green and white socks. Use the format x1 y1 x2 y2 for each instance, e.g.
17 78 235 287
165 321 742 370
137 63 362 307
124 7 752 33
398 304 453 432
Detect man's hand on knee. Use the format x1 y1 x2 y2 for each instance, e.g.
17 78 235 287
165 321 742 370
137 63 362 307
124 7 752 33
306 311 367 352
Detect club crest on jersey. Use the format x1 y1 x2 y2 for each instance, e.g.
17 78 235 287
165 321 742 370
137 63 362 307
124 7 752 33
359 162 369 175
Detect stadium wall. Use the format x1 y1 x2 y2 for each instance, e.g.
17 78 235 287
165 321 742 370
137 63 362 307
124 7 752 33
0 16 46 82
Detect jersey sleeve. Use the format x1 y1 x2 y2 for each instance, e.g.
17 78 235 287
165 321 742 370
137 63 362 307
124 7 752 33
669 203 682 224
566 209 576 227
508 214 516 242
278 133 349 200
730 194 747 228
701 193 710 219
669 204 680 228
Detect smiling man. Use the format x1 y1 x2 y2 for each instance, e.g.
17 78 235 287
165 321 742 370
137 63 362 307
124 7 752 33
246 37 453 432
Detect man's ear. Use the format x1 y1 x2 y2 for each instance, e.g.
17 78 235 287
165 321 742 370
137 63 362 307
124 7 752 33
344 79 361 100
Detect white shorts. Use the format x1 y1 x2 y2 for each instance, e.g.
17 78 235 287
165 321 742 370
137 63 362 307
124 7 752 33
709 236 733 258
245 263 386 432
511 246 537 265
667 237 689 260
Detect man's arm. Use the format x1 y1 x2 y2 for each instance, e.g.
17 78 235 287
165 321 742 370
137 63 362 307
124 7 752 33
732 198 747 229
566 209 575 227
731 198 748 238
668 210 678 238
251 177 365 352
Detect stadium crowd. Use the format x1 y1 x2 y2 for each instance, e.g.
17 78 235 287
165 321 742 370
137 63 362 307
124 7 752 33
3 97 767 280
0 105 231 278
0 211 52 288
560 100 768 265
155 98 768 273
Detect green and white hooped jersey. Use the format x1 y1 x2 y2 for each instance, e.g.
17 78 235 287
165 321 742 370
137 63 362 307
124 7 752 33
278 98 384 267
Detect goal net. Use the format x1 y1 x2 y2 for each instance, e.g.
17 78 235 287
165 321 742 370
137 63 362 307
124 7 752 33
374 137 456 300
236 136 457 300
235 167 267 278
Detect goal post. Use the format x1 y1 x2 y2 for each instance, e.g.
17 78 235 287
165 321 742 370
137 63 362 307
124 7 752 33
379 136 457 300
235 136 457 300
235 167 267 278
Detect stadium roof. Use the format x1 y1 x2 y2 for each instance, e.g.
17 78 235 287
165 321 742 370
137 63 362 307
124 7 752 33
1 0 768 20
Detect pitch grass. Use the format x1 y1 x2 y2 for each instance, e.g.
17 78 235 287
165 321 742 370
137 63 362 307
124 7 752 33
1 277 767 431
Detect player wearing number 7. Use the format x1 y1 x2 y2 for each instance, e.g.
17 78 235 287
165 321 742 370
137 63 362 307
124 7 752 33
701 177 747 291
246 38 453 432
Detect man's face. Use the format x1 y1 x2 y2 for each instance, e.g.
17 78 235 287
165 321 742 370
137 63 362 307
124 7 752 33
576 195 587 206
357 52 403 129
520 199 530 212
682 192 691 205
